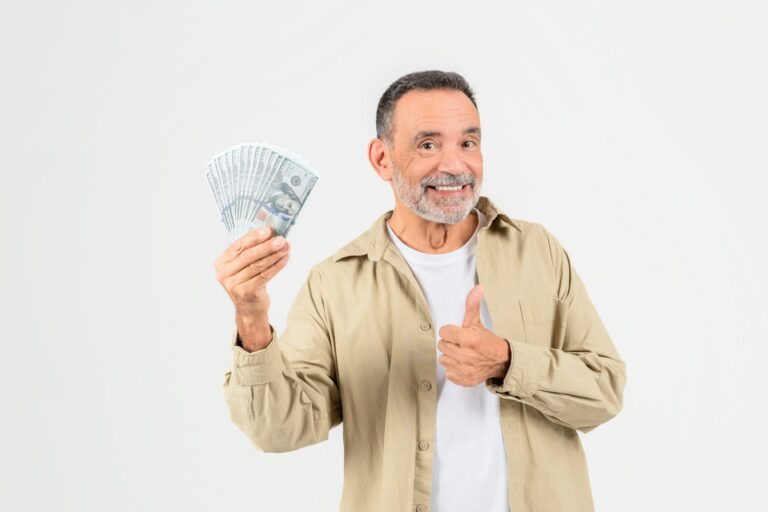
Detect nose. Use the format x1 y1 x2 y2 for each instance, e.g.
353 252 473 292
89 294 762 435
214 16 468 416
436 143 469 175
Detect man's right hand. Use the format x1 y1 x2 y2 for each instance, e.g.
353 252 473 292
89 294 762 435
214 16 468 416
214 226 291 351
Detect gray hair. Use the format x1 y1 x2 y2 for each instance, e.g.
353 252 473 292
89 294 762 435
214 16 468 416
375 70 478 146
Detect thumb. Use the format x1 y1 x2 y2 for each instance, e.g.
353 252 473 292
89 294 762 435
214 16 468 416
462 284 484 328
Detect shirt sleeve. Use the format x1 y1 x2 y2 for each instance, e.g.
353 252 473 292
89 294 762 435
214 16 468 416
222 266 343 452
484 225 627 433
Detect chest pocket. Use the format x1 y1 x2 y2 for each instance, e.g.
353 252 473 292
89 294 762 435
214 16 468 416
519 297 567 349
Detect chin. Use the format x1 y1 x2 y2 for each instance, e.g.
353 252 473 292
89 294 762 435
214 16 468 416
413 201 474 224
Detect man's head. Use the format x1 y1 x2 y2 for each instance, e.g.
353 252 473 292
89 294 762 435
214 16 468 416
368 70 483 225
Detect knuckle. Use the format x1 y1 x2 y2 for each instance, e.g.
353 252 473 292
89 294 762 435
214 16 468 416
246 256 262 270
243 245 260 262
242 261 256 275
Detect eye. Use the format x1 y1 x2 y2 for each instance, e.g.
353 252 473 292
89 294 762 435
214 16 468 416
420 141 435 150
463 140 477 148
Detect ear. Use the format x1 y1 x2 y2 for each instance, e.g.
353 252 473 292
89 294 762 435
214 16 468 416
368 138 393 181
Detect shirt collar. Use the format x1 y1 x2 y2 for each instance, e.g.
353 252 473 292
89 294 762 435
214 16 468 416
332 195 521 263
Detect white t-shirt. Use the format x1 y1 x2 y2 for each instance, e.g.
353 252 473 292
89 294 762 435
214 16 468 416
386 208 510 512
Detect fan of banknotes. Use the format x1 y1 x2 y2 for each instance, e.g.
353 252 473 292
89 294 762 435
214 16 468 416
206 143 319 242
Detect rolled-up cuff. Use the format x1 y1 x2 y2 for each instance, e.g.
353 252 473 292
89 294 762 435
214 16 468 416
230 324 282 385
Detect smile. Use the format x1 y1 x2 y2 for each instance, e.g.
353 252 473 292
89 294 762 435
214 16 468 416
426 184 470 195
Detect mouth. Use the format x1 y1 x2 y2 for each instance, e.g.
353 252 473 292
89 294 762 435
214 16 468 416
426 184 471 197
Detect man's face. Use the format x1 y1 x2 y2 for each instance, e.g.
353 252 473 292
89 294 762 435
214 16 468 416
387 89 483 224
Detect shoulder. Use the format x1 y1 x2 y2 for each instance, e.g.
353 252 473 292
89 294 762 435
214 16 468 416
490 211 554 247
488 211 570 272
474 196 549 243
519 219 568 264
301 230 372 286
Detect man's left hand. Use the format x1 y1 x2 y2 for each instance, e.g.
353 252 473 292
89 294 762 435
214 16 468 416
438 284 512 387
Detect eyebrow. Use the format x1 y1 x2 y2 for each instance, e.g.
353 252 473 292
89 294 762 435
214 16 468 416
412 126 481 144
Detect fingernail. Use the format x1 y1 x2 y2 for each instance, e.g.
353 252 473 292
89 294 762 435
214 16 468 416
272 237 284 247
259 227 269 236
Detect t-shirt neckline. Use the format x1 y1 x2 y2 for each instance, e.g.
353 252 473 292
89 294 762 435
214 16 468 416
385 208 485 265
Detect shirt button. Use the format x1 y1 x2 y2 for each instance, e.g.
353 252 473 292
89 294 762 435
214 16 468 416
420 381 432 391
416 505 427 512
420 321 431 331
418 441 430 451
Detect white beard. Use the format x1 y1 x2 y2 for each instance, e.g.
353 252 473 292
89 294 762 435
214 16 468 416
390 163 482 224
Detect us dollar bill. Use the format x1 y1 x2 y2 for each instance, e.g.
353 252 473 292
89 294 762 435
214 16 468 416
206 143 319 242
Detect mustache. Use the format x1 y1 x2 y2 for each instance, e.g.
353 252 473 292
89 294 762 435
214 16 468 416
420 174 476 187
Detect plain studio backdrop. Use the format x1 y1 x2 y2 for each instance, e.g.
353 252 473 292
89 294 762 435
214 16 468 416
1 1 766 510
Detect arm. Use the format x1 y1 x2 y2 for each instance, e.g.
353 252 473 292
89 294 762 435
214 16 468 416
222 267 342 452
485 226 627 433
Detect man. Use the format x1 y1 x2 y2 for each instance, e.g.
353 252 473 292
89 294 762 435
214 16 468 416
216 70 626 512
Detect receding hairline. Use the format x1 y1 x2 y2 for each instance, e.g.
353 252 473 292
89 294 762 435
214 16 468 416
387 89 480 146
375 70 478 145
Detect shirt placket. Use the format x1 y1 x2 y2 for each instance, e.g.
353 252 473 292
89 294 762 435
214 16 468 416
379 243 438 512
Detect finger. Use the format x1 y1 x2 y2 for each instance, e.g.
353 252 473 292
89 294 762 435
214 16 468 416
444 370 471 387
438 339 466 363
438 353 459 370
462 283 484 328
229 244 291 287
438 324 464 342
232 251 290 293
439 325 478 351
252 251 290 282
222 236 289 277
218 226 273 265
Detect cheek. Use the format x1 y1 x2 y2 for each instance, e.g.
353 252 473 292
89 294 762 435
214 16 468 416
408 167 433 188
402 150 420 167
469 166 483 184
469 152 483 171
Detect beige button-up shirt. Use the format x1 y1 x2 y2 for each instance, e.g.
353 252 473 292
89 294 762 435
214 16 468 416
222 195 627 512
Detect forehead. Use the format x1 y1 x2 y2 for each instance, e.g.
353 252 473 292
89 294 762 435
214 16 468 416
391 89 479 137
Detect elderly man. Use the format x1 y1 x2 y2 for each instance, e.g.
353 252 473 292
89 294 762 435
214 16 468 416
216 70 626 512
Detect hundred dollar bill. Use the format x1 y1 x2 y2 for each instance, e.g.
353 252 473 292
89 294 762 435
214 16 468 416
249 150 318 239
206 143 319 242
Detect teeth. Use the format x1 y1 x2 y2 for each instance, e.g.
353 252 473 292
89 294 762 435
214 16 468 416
434 185 463 191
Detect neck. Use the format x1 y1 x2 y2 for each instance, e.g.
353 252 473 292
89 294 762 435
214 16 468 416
387 200 479 254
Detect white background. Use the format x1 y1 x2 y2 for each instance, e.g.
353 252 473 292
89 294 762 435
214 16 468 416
1 1 766 510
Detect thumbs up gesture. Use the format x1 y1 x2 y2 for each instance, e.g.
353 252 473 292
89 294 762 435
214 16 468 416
437 284 512 387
